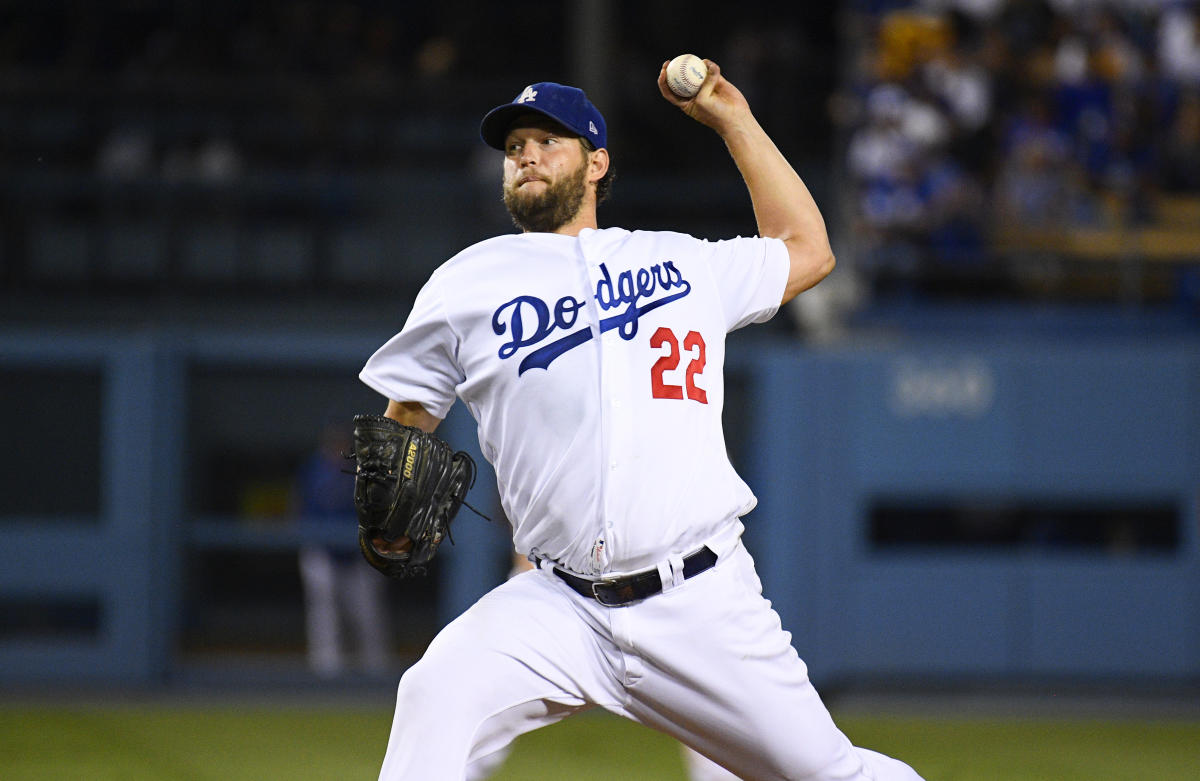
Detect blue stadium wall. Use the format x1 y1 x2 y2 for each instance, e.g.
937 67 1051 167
1 324 1197 685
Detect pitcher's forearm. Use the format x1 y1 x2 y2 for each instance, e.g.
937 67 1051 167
722 116 835 302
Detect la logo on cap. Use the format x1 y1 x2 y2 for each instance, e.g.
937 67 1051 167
588 121 598 135
517 86 538 104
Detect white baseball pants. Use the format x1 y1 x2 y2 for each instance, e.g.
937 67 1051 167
377 541 923 781
299 547 389 676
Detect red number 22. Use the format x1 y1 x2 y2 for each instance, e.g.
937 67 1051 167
650 327 707 404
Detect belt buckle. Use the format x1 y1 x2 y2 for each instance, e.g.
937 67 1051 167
591 576 633 607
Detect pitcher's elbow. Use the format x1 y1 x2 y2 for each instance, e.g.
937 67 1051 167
781 247 836 305
817 248 836 280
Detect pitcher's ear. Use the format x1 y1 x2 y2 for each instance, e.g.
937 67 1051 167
588 147 610 184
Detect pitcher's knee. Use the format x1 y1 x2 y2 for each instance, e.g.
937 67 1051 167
395 656 454 714
395 652 501 724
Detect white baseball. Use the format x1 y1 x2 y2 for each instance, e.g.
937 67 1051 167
666 54 707 99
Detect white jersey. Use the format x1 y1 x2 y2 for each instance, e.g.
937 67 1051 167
360 227 788 575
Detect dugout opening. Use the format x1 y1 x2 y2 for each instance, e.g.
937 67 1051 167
868 497 1181 554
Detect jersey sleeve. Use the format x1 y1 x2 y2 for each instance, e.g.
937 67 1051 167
358 276 464 420
702 235 790 332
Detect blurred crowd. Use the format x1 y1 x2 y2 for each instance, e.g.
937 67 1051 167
0 1 533 179
0 2 827 187
835 0 1200 300
0 1 840 309
0 1 532 84
3 1 1197 308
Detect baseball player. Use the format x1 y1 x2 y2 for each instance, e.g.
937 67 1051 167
357 61 924 780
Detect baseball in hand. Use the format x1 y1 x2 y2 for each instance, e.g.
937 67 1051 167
666 54 707 98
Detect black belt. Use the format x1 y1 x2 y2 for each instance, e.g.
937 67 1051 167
553 547 718 607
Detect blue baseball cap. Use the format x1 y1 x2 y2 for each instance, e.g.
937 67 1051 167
480 82 607 150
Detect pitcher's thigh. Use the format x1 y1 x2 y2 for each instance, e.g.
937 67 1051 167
624 548 920 780
631 650 859 780
378 573 617 779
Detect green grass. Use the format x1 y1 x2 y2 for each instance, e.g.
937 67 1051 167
839 715 1200 781
1 702 1197 780
0 704 389 781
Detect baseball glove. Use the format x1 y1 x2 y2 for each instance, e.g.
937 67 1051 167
351 414 476 578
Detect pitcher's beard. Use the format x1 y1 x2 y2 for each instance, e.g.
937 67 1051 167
503 162 588 233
